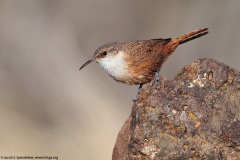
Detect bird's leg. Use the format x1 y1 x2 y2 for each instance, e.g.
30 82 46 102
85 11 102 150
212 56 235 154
137 84 143 95
132 84 143 102
154 71 160 87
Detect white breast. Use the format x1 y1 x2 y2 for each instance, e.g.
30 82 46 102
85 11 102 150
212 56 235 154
96 51 131 79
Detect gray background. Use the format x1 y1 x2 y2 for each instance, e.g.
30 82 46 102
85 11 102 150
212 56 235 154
0 0 239 159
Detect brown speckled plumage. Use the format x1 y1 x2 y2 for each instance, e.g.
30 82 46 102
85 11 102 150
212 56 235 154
80 28 208 85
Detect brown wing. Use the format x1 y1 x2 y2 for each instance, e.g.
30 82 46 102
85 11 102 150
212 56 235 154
124 38 171 84
122 28 208 85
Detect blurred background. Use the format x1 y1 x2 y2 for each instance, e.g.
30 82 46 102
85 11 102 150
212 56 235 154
0 0 240 159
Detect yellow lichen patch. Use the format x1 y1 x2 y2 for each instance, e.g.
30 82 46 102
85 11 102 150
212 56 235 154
184 105 188 110
210 81 216 87
178 124 185 130
218 83 227 88
188 68 196 78
195 121 201 128
184 66 189 70
149 137 153 141
227 72 234 83
159 132 163 136
165 125 171 130
188 112 197 120
179 66 189 74
183 144 188 150
164 122 174 130
217 73 234 87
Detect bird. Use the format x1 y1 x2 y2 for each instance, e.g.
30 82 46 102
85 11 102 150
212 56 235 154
79 28 208 90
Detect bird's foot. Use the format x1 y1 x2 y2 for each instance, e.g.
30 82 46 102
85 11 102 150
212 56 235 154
132 84 143 102
154 72 160 87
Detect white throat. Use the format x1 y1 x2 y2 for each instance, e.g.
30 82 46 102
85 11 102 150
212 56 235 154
96 51 130 78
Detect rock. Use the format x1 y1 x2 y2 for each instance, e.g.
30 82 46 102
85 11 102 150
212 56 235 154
113 58 240 160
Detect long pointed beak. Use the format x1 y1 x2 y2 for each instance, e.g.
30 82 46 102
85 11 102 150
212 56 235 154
79 58 94 70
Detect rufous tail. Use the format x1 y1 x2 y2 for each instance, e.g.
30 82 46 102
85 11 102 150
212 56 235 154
165 28 208 52
161 28 208 64
178 28 208 45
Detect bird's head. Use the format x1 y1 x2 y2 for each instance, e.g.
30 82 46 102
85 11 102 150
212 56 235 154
79 42 121 70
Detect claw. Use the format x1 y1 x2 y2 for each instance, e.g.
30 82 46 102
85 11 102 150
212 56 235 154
132 98 137 102
132 84 143 102
154 72 160 87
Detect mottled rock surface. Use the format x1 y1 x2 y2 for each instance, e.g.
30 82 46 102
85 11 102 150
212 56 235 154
113 58 240 160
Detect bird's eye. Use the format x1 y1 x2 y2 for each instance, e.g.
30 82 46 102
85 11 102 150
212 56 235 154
101 51 107 57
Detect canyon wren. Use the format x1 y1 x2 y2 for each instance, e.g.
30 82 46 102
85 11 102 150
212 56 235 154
79 28 208 86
